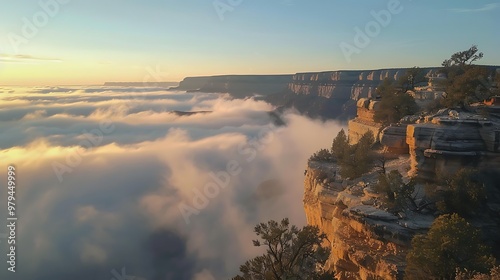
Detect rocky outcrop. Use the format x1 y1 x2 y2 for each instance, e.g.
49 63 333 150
406 109 500 180
304 104 500 279
348 99 382 144
304 157 500 279
348 120 382 145
304 161 432 280
380 125 409 154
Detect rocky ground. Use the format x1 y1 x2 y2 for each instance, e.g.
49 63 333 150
304 156 436 280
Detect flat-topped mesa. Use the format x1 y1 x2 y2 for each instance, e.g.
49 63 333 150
347 98 383 145
173 75 293 97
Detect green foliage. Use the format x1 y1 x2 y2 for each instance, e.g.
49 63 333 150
358 130 375 148
441 66 493 108
339 131 374 179
439 45 496 108
397 67 427 92
376 77 396 97
331 129 349 161
375 170 415 211
441 45 484 68
374 78 419 125
311 130 375 180
309 148 333 163
406 214 496 280
233 218 335 280
436 169 486 217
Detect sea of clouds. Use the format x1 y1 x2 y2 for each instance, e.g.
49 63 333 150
0 86 344 280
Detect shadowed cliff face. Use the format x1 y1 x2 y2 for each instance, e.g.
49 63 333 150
174 68 437 120
174 75 293 98
174 67 500 120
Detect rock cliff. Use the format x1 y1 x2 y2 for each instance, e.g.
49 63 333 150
288 69 429 100
303 160 432 280
174 68 439 119
304 156 500 279
173 75 293 98
348 99 382 144
306 104 500 279
175 67 498 120
377 107 500 181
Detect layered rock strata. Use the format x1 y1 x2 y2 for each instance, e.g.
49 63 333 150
348 98 382 144
405 109 500 180
304 161 432 280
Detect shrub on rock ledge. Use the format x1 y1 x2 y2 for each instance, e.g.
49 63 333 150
405 214 495 280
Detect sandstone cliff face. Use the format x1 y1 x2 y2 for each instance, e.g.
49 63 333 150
288 69 411 100
303 161 432 280
405 109 500 180
173 69 439 118
174 67 499 120
379 125 409 154
347 99 382 144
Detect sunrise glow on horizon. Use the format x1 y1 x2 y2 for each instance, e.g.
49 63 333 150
1 0 500 85
1 1 500 279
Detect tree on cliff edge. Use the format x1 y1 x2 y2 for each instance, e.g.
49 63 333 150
339 131 375 179
436 168 486 217
405 214 495 280
398 67 427 93
331 129 349 161
374 78 418 125
232 218 335 280
440 45 496 108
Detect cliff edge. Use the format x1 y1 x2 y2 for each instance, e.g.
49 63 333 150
304 159 433 280
304 101 500 279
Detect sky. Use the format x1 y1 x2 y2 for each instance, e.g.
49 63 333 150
0 86 344 279
0 0 499 85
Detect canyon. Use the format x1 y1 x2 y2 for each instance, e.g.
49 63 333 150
172 67 500 278
174 66 499 120
304 98 500 279
173 68 435 119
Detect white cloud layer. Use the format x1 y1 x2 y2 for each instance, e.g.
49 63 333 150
0 86 344 280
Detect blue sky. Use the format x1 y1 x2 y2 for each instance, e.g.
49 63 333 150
0 0 499 85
